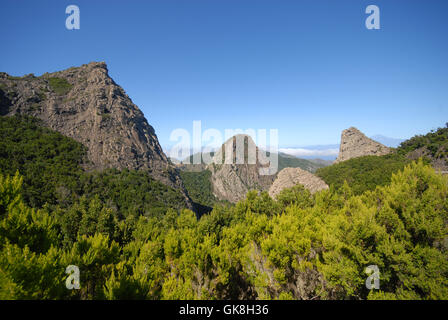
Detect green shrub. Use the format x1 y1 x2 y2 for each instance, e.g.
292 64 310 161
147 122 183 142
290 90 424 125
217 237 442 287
316 153 409 195
48 77 72 95
0 160 447 300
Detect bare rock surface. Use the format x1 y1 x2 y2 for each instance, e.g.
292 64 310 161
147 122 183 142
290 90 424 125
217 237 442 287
207 134 276 203
335 127 391 163
268 167 329 199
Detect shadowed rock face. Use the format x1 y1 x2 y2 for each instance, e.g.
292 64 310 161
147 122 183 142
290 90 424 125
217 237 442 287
207 134 277 203
335 127 391 163
0 62 192 208
268 167 329 199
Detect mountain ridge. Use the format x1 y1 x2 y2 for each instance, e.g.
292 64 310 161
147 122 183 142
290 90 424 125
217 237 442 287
0 62 193 209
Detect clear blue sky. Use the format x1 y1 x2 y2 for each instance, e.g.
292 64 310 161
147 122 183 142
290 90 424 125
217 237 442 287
1 0 447 148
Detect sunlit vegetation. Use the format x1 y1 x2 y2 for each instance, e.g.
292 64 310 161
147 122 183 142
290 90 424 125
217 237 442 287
397 124 448 161
1 160 447 299
0 115 447 300
316 154 410 195
0 115 188 216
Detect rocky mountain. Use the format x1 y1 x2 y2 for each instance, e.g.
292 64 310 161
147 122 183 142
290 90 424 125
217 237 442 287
175 136 333 204
268 167 329 199
207 135 277 203
307 158 334 167
175 150 329 173
397 124 448 172
0 62 192 208
335 127 391 163
276 152 330 172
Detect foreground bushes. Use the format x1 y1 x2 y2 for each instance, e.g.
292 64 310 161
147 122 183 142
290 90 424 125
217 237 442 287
0 160 447 299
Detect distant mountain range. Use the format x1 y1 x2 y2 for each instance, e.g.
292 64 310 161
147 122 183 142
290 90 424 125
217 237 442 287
170 149 331 173
370 135 405 148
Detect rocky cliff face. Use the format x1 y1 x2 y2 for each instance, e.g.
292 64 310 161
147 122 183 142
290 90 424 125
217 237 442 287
335 127 391 163
207 135 276 203
0 62 191 208
268 167 329 199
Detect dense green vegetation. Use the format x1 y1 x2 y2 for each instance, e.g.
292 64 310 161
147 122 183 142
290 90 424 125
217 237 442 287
276 152 327 172
180 170 216 208
80 169 187 219
180 170 231 216
1 160 447 299
0 116 87 208
316 153 410 195
0 116 188 218
0 115 447 300
397 124 448 160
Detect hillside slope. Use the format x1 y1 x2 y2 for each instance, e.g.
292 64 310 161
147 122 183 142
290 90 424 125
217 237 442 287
0 115 189 216
316 153 410 195
0 62 191 207
397 124 448 171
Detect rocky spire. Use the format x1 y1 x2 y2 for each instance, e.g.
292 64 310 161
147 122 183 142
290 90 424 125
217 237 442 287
335 127 391 163
207 134 276 203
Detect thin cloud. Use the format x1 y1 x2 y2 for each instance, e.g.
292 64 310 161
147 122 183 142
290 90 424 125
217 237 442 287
279 148 339 158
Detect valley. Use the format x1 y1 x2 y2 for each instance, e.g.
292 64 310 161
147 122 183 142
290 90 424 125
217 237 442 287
0 63 447 300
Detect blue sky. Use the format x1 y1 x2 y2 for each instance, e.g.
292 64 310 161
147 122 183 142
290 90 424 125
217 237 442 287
1 0 447 149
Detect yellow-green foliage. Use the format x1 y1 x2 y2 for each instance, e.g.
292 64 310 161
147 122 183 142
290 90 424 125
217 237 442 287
0 160 447 299
0 171 23 216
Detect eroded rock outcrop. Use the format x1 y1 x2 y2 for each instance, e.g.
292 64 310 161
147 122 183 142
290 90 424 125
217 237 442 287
335 127 391 163
268 167 329 199
0 62 192 208
207 135 276 203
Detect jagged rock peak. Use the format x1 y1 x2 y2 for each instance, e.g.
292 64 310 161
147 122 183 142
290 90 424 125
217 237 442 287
268 167 329 199
335 127 391 163
0 61 167 170
211 134 265 165
207 134 276 203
